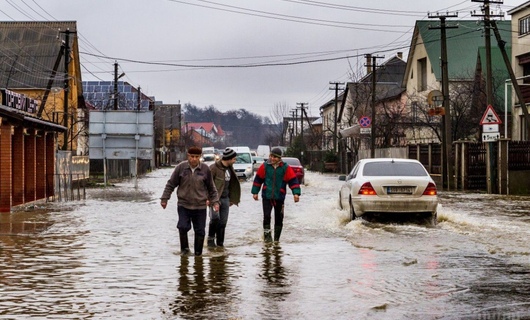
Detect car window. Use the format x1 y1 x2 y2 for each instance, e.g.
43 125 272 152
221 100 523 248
362 161 428 176
283 158 301 166
347 162 360 180
202 154 215 161
236 153 252 164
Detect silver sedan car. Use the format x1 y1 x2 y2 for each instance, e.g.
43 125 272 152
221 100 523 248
338 158 438 225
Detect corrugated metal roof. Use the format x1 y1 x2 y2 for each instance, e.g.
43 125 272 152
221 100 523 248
0 21 77 89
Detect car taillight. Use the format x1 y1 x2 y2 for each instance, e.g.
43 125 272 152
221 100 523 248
359 182 377 195
422 182 437 195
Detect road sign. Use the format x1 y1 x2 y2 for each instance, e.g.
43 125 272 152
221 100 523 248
360 128 371 134
482 132 500 142
483 124 499 132
480 105 502 125
359 116 371 128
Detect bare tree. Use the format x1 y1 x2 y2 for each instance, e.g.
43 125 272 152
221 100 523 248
268 101 290 146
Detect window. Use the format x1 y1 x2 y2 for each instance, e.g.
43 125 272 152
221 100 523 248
363 161 428 177
519 15 530 36
417 58 428 92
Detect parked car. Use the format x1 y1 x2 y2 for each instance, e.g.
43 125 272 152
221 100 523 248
229 146 254 181
201 153 216 166
282 157 305 185
252 156 265 173
338 158 438 225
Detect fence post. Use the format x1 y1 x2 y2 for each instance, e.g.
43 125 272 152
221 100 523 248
498 139 509 195
454 142 461 189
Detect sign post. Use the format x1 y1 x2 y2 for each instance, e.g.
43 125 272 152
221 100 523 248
480 105 502 194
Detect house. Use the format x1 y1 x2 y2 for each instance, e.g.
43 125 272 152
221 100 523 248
0 21 85 212
509 2 530 140
326 53 407 168
403 20 512 143
183 122 226 145
0 21 86 154
153 103 182 165
319 91 345 152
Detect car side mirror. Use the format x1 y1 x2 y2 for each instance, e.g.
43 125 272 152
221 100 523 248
338 175 346 181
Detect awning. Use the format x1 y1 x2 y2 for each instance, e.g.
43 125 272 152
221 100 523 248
0 104 66 132
340 124 360 138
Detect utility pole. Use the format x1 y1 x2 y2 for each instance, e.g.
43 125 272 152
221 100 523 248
62 29 70 150
113 61 119 110
472 0 504 193
297 102 307 161
490 20 530 140
292 109 298 136
472 0 504 105
329 82 344 153
429 12 458 190
137 86 141 111
365 55 383 158
296 103 307 145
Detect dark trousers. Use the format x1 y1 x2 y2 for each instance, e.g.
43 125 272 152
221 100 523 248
177 206 207 236
262 199 284 228
177 206 207 255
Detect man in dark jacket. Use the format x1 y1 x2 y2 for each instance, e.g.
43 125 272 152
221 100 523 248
251 147 301 242
160 146 219 256
208 147 241 248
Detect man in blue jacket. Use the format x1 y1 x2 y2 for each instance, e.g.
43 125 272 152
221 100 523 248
251 148 301 242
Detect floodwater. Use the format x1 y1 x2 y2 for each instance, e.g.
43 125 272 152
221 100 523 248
0 168 529 319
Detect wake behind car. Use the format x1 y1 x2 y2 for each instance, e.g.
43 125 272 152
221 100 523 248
338 158 438 225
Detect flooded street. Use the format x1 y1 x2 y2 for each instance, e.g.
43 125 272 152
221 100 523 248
1 168 529 319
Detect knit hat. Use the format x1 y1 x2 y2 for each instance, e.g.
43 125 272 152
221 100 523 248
222 147 237 160
187 146 202 155
270 147 282 158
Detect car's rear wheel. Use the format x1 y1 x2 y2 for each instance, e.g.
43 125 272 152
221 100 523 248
349 197 355 221
429 212 438 227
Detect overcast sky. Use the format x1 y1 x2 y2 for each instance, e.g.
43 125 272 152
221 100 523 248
0 0 522 119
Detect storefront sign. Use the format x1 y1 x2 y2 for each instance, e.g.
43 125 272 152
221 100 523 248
1 89 38 114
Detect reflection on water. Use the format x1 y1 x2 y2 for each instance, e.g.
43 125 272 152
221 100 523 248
170 253 238 319
260 244 289 293
256 244 291 320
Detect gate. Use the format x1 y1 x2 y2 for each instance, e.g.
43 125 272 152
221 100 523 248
464 142 487 190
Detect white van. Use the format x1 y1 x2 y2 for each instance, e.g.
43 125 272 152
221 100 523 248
229 146 253 181
256 145 270 158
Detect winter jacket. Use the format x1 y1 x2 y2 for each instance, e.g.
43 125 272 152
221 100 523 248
210 160 241 205
160 161 219 210
251 160 301 200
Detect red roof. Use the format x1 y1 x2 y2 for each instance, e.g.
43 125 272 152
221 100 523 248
184 122 224 136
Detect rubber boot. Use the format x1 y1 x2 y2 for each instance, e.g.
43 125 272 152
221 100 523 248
216 226 226 247
179 231 190 255
207 237 216 247
194 235 205 256
273 226 282 242
263 225 272 243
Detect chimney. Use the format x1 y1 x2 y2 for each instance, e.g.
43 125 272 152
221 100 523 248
397 52 403 59
365 54 372 74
